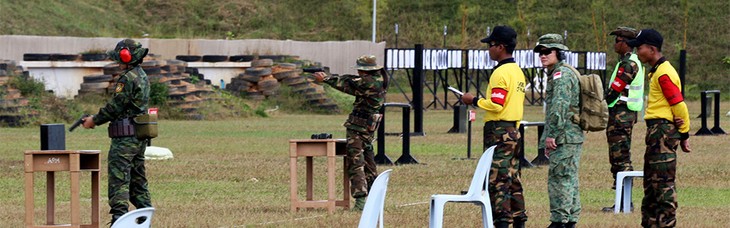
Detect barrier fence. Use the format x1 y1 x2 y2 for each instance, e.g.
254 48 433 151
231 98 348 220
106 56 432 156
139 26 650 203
384 47 607 109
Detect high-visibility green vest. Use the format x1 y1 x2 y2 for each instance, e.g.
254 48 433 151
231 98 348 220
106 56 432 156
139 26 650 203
608 53 645 111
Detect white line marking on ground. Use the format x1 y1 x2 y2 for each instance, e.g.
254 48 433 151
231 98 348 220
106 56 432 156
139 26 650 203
397 201 429 207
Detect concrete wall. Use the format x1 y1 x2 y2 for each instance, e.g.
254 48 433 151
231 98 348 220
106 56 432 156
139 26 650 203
0 35 386 75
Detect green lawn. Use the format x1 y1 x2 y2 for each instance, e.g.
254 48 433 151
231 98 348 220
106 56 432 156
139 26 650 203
1 101 730 227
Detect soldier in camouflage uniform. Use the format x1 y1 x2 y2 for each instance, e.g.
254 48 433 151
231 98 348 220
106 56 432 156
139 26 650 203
534 34 584 228
627 29 691 228
602 27 644 212
82 39 152 225
462 25 527 228
313 55 386 211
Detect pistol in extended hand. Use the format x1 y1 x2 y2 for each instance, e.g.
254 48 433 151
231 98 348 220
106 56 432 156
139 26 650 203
69 114 91 132
302 67 329 74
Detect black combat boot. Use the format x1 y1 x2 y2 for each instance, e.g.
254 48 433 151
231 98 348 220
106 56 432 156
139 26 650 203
494 221 510 228
513 219 526 228
547 222 566 228
601 204 617 212
602 203 634 212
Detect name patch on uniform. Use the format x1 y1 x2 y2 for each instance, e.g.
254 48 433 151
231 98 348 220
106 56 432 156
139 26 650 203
115 83 125 93
552 72 562 79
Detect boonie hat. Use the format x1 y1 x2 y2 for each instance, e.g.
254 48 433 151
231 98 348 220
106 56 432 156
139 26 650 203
533 34 569 51
626 29 663 49
355 55 382 71
609 26 639 39
480 25 517 46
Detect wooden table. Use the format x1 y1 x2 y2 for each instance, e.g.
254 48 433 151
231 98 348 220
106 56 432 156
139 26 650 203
24 150 101 228
289 139 350 214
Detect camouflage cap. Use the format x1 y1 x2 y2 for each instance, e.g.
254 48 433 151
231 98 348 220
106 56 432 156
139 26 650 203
533 34 569 51
609 26 638 38
107 39 148 65
355 55 382 71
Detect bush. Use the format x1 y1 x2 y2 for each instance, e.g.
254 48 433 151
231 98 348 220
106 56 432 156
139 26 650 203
149 80 169 106
8 75 45 97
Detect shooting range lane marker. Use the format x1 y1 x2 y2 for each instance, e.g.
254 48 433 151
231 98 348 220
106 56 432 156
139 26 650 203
235 200 429 227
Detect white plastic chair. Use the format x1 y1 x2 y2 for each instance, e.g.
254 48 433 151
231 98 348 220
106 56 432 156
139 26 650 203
358 169 393 228
614 171 644 214
429 146 496 228
111 207 155 228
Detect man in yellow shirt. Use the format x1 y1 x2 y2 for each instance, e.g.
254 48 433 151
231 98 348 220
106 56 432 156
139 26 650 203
627 28 691 227
462 25 527 228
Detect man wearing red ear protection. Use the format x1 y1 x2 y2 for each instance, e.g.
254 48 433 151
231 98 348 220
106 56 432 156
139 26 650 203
80 38 152 225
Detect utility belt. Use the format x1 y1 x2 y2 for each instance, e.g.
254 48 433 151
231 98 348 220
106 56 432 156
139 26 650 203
645 118 670 127
108 118 135 138
108 113 158 139
348 112 383 132
484 121 516 129
351 111 372 119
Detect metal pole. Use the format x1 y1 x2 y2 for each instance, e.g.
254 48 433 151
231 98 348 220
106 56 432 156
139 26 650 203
712 91 726 134
372 0 377 43
395 23 399 48
413 44 425 136
443 26 448 48
679 50 686 96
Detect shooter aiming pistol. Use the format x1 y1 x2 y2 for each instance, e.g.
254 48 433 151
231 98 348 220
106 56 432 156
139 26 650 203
69 114 91 132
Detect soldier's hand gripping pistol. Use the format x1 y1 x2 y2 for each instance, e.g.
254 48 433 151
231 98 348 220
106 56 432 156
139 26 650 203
303 67 338 83
69 114 91 132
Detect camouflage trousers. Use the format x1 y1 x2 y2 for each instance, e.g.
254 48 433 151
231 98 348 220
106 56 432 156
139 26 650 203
642 121 679 227
108 137 152 218
483 122 527 223
606 104 637 188
346 129 377 198
548 143 582 223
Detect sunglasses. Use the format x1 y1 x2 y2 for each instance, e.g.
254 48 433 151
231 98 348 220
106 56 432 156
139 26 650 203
615 38 626 44
488 42 501 48
537 49 553 56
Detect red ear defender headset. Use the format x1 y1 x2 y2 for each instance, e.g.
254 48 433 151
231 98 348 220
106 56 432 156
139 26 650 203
119 47 132 64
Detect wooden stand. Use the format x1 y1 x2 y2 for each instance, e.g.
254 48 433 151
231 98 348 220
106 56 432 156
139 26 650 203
289 139 350 214
24 150 101 228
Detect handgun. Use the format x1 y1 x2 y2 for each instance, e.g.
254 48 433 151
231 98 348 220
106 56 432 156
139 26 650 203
69 114 91 132
302 67 329 74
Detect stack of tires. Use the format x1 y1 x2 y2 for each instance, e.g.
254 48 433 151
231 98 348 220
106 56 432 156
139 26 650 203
175 55 238 63
227 59 340 112
147 59 214 120
77 74 113 96
0 60 31 126
280 72 340 113
227 59 277 101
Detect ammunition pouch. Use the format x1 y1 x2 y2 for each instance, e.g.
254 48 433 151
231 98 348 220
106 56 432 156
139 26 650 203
108 118 135 138
132 113 158 140
348 114 369 127
368 114 383 132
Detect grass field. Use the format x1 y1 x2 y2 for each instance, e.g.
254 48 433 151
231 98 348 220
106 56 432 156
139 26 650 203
2 101 730 227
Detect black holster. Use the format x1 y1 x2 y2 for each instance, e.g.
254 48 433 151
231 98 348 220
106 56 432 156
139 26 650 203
108 118 135 138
